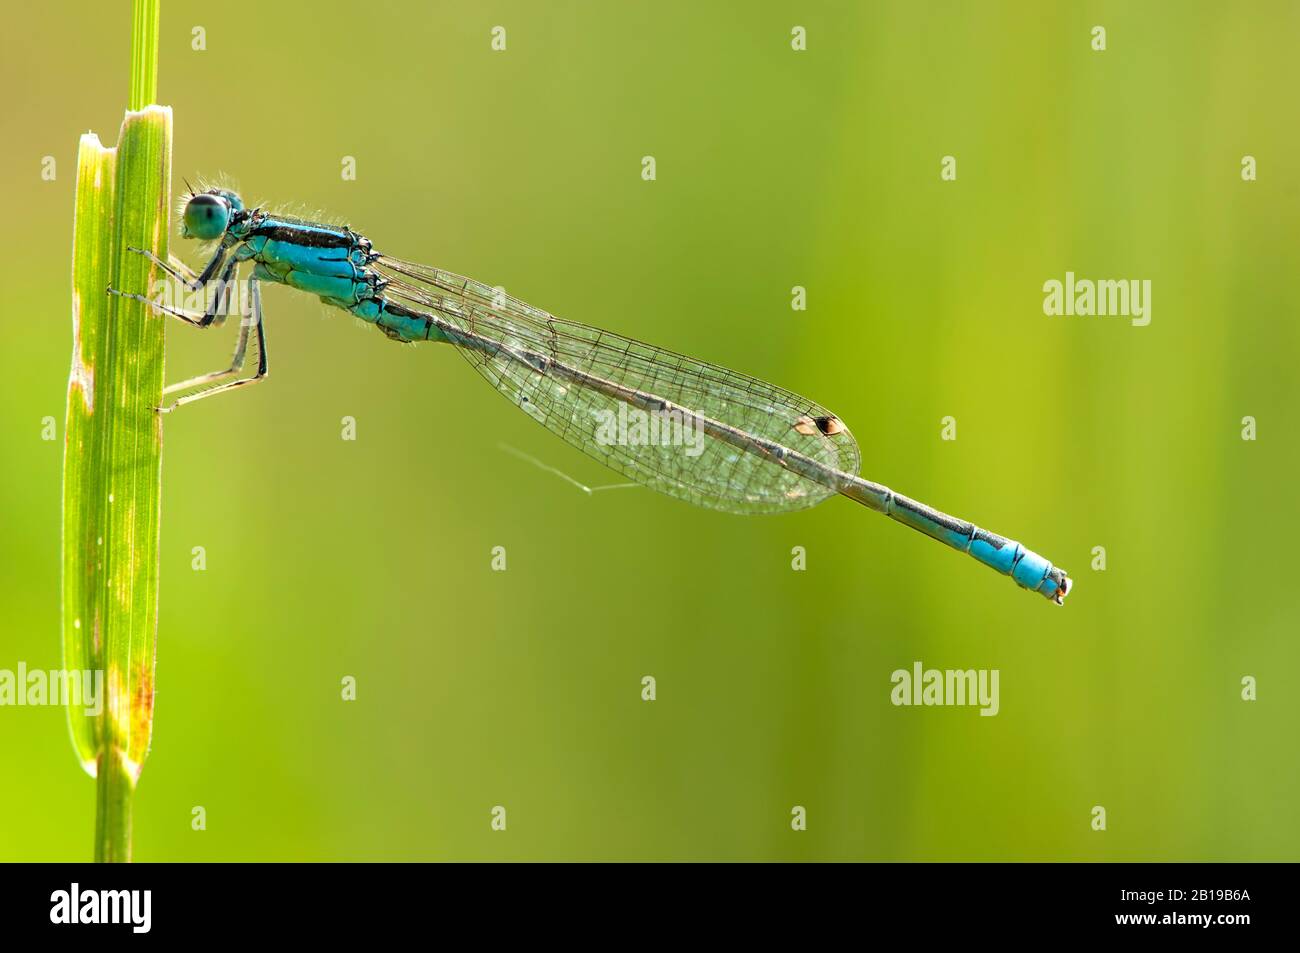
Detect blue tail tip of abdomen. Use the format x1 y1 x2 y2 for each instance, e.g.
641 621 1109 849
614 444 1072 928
1024 558 1071 605
1010 548 1072 605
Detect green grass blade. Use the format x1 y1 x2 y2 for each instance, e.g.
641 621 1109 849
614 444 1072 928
64 101 172 860
63 135 117 777
105 104 172 778
63 104 172 862
61 0 171 864
128 0 160 111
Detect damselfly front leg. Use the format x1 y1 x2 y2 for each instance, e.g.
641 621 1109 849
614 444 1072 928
107 252 236 329
126 243 227 292
157 276 268 413
125 245 196 287
108 242 269 411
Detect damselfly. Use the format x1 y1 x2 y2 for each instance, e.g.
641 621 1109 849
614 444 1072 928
109 187 1071 604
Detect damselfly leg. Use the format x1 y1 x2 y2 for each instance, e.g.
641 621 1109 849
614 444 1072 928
126 243 228 292
107 246 269 412
162 303 255 397
107 260 233 328
125 246 199 287
157 277 268 413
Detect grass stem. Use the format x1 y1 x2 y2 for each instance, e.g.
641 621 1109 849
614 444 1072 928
64 0 169 863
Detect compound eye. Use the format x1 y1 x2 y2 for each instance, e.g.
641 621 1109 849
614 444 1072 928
213 188 245 212
182 193 230 240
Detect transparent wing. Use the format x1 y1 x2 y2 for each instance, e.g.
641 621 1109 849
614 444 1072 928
375 256 860 515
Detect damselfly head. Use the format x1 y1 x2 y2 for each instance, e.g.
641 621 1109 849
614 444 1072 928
180 189 243 241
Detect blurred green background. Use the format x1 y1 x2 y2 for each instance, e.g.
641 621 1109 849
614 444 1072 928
1 1 1297 861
